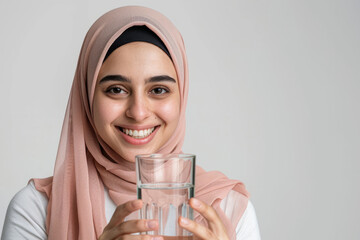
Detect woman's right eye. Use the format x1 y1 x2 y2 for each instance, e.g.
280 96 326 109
106 86 127 95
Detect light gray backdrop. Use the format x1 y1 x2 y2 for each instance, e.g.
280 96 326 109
0 0 359 239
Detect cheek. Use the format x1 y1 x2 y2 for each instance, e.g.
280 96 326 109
156 99 180 125
93 97 124 129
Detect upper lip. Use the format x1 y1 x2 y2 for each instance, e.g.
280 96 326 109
117 124 159 130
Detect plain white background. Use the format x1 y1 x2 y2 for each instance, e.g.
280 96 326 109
1 0 359 239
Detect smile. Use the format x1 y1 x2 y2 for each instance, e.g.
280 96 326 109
118 126 159 145
120 127 155 139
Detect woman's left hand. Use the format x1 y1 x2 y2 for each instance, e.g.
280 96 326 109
178 198 230 240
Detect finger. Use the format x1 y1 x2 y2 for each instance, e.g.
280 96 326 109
189 198 227 236
105 200 143 230
114 234 163 240
178 217 216 240
102 218 160 240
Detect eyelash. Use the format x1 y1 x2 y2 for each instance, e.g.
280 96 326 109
105 86 170 96
150 87 169 95
106 86 127 95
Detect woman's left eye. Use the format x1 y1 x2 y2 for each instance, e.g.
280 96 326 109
150 87 169 95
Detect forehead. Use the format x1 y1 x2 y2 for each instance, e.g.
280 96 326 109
97 42 176 80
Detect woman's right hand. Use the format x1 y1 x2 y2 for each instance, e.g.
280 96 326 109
99 199 163 240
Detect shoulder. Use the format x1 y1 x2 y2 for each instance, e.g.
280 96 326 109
1 181 48 240
221 190 261 240
236 200 261 239
9 180 48 207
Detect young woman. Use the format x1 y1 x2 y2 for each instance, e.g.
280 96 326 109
2 6 260 240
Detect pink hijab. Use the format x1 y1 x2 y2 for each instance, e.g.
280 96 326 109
33 6 249 240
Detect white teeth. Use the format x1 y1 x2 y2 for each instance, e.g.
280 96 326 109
121 127 156 139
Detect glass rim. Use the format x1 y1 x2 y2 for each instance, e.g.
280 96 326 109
135 153 195 161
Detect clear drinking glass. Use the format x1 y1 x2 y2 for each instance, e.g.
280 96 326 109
136 153 196 240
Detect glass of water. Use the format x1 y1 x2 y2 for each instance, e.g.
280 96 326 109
135 153 196 239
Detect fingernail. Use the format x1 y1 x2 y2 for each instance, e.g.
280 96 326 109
131 200 142 208
147 220 157 229
191 198 201 208
180 217 190 225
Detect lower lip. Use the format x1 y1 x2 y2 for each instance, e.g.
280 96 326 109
119 127 159 145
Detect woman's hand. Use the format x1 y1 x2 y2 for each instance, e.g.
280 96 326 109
178 198 229 240
99 199 163 240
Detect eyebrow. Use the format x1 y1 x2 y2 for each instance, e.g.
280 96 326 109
99 75 130 83
99 74 176 84
146 75 176 83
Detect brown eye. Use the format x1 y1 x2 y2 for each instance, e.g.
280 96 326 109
106 87 127 94
150 87 168 95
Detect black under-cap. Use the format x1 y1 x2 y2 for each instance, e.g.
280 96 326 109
104 25 171 62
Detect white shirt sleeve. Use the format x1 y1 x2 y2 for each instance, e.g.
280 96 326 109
221 190 261 240
1 181 48 240
235 201 261 240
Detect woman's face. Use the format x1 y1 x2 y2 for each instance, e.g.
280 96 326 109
92 42 180 162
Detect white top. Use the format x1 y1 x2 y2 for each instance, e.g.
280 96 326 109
1 181 261 240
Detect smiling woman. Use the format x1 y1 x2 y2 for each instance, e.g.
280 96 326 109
1 5 260 240
93 41 181 162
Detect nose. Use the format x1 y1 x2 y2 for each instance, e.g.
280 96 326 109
125 94 151 122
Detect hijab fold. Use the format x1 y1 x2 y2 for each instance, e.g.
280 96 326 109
33 6 249 240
